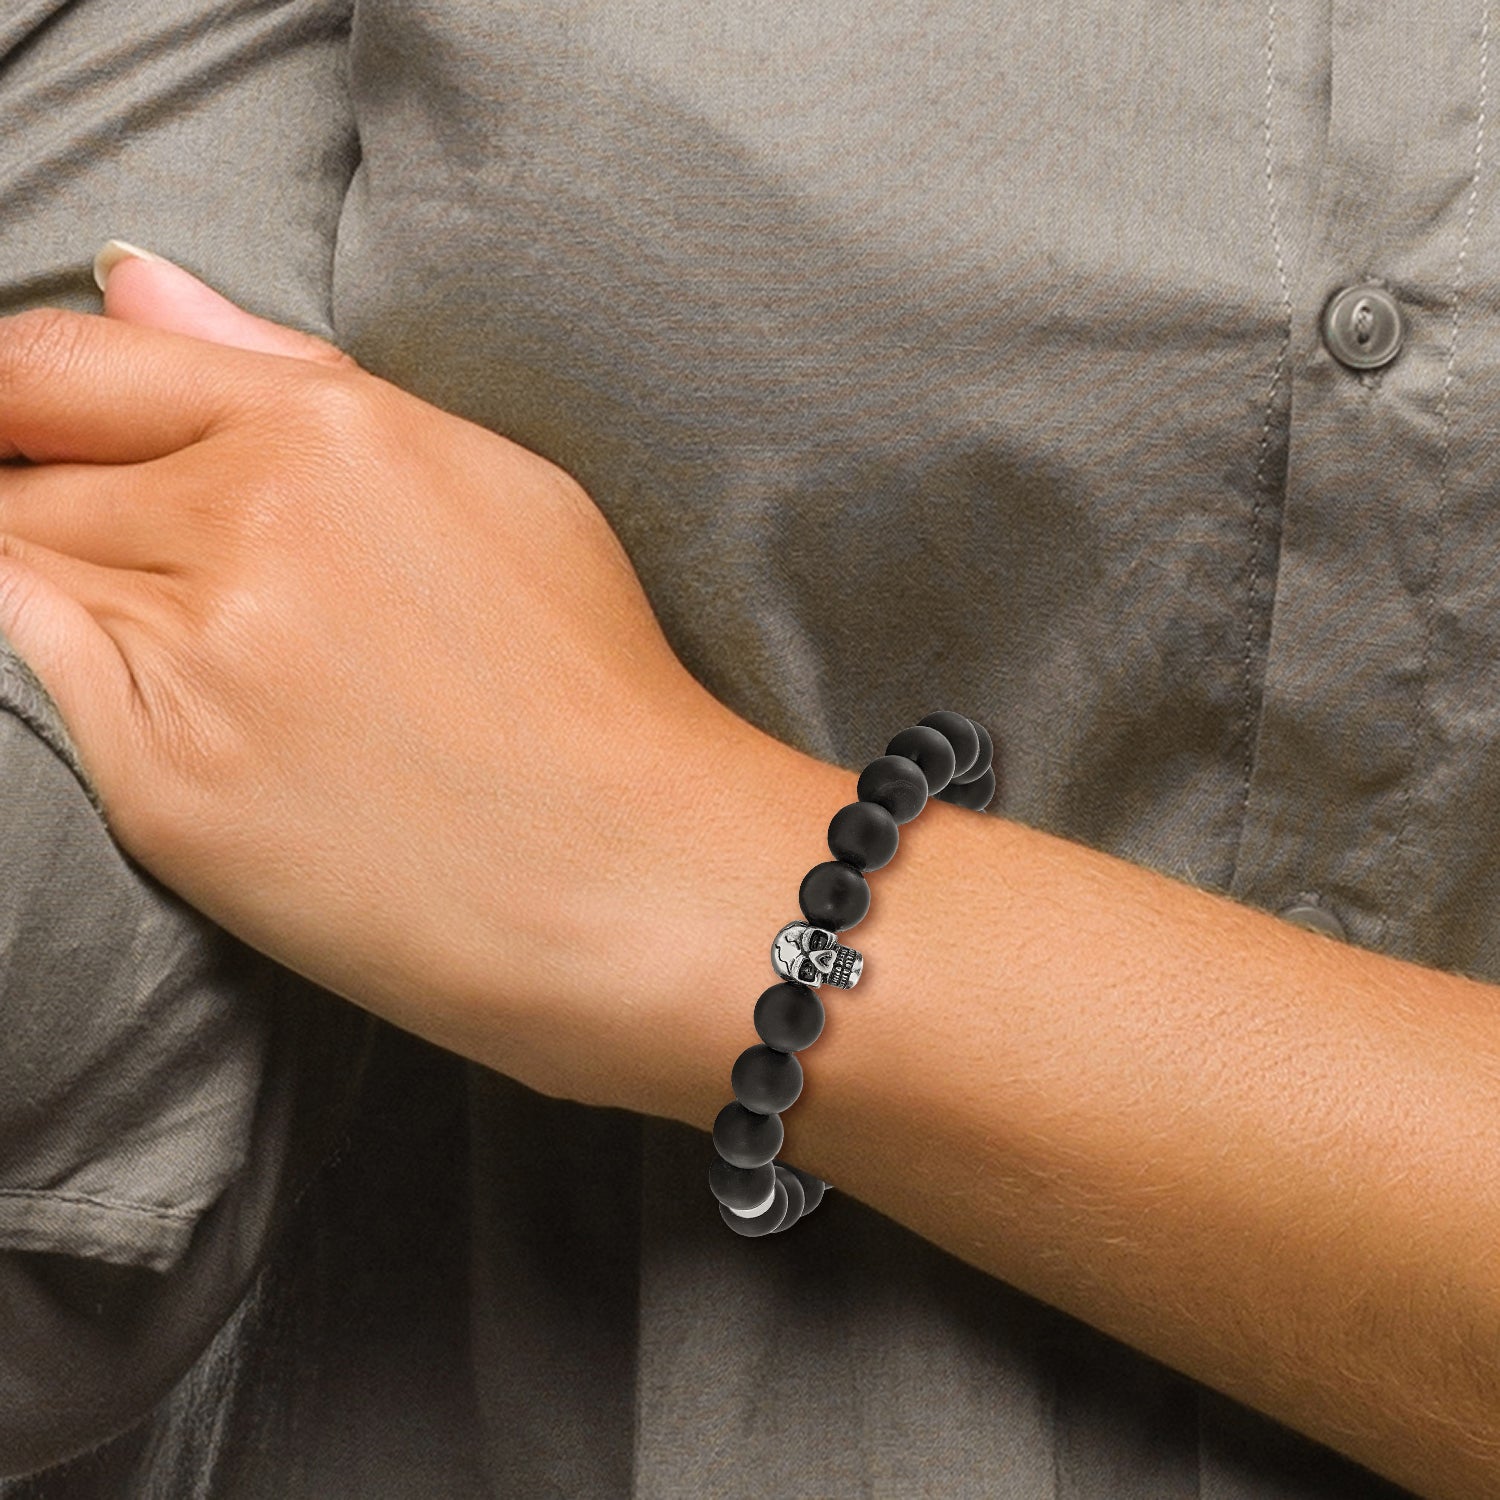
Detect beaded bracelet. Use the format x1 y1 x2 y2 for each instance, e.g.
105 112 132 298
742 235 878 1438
708 710 997 1237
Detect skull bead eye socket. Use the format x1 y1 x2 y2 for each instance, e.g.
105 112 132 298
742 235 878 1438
798 959 820 984
803 928 834 950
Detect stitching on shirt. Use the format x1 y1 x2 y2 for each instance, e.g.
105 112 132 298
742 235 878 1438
0 1187 197 1224
1381 1 1490 954
1217 0 1293 1473
1240 0 1295 848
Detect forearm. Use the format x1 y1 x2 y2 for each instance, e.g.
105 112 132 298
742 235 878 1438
644 715 1500 1500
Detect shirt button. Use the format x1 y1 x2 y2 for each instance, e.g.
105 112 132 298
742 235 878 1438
1279 901 1347 941
1321 284 1405 371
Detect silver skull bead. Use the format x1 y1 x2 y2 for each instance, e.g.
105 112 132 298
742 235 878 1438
770 920 863 989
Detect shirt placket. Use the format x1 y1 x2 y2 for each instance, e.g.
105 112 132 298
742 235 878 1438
1229 0 1497 971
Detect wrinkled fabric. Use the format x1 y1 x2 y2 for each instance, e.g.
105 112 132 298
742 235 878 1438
0 0 376 1478
1 0 1487 1493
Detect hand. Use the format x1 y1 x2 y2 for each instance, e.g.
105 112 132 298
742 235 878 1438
0 249 736 1107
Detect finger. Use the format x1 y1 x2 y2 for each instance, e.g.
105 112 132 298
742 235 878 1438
0 529 151 621
0 456 186 574
0 543 143 828
95 241 356 368
0 304 338 465
0 540 146 805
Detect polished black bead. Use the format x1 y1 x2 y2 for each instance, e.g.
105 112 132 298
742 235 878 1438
767 1164 806 1233
935 764 995 811
798 859 870 930
720 1177 789 1237
731 1043 804 1113
709 1156 776 1212
918 710 981 780
856 753 928 823
949 720 994 785
712 1100 784 1168
789 1165 827 1214
884 724 957 794
753 980 825 1052
827 799 899 872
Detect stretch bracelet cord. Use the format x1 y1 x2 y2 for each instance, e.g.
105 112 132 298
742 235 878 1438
707 710 997 1237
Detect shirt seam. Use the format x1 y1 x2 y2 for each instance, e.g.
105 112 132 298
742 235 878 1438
0 1186 198 1224
1379 0 1490 954
1235 0 1294 897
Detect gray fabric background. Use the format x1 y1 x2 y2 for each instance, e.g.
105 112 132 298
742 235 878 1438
1 0 1484 1492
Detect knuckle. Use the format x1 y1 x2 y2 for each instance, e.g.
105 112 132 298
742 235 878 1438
300 367 377 435
0 306 87 391
309 337 359 371
215 361 371 461
281 371 396 518
197 374 380 541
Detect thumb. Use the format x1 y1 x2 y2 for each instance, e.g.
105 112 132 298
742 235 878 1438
94 239 355 368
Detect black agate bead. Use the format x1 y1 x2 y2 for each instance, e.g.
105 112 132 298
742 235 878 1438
827 799 900 872
712 1100 784 1168
719 1177 789 1237
935 764 995 811
767 1164 806 1232
918 710 981 780
787 1165 827 1214
731 1044 804 1113
856 754 928 823
949 719 994 785
709 1157 776 1213
885 724 957 794
754 981 825 1052
798 860 870 930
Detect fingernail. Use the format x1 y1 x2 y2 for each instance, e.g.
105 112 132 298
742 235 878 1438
93 238 172 293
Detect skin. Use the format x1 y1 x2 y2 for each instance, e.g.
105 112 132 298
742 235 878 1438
1 253 1498 1497
0 256 731 1104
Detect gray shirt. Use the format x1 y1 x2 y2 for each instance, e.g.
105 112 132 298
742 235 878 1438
0 0 1473 1493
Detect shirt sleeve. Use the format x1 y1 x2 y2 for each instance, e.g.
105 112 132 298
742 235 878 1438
0 976 376 1480
0 643 376 1477
0 652 269 1274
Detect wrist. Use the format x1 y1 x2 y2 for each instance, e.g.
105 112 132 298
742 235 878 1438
604 702 854 1124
